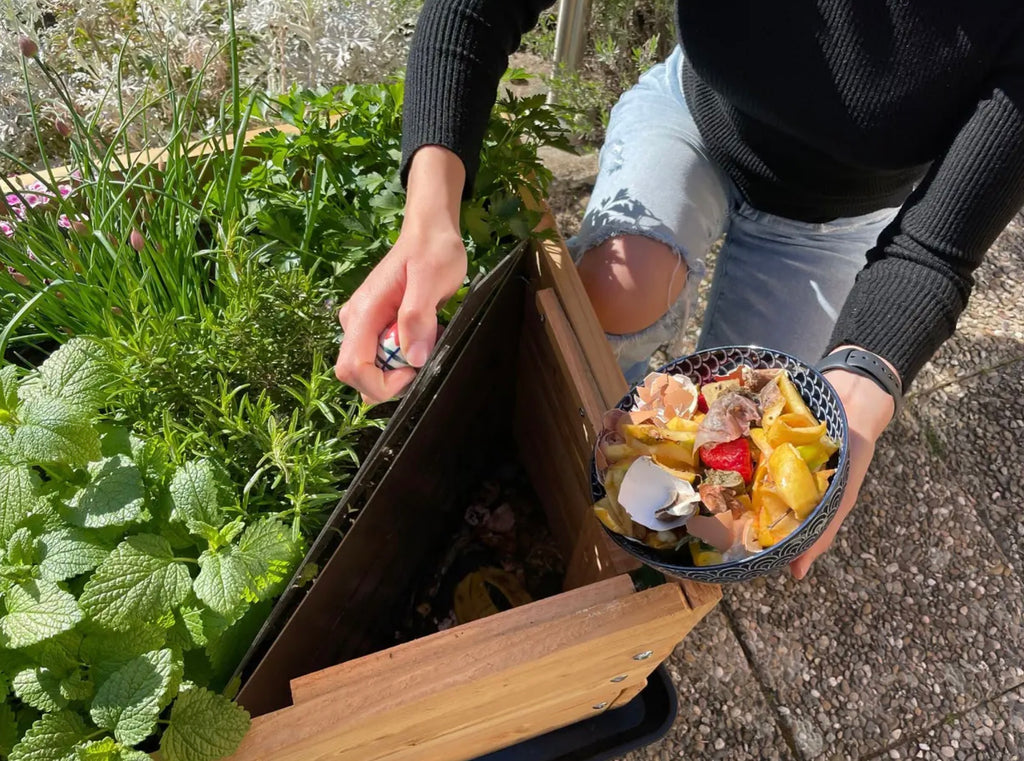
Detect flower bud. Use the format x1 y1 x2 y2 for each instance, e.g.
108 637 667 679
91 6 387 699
7 266 29 287
54 119 72 138
110 306 123 316
70 218 90 235
19 36 38 59
129 228 145 252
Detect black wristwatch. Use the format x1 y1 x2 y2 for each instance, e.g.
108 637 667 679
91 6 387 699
814 347 903 416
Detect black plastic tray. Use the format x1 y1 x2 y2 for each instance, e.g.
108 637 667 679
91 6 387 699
473 665 678 761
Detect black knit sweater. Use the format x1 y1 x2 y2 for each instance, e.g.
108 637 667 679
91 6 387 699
401 0 1024 387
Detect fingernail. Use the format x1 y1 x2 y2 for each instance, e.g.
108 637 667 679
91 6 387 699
405 340 431 367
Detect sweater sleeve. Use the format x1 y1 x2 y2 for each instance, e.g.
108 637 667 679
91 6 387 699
400 0 556 196
827 49 1024 388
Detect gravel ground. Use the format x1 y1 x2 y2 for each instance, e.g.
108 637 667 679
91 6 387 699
539 144 1024 760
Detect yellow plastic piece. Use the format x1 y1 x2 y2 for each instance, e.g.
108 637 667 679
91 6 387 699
454 567 533 625
777 371 813 421
691 545 724 566
766 414 827 447
767 443 820 519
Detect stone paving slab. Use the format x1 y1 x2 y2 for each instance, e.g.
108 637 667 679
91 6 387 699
882 686 1024 760
721 396 1024 760
618 608 795 761
904 358 1024 578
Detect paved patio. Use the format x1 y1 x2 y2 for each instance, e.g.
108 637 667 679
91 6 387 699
540 147 1024 761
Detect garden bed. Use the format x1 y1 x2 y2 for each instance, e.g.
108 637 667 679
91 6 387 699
1 40 720 758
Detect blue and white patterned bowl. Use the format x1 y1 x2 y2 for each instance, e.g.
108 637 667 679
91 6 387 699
591 346 850 583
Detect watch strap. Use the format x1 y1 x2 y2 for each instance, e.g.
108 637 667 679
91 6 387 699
814 348 903 416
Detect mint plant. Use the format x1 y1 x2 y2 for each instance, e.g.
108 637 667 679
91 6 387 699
0 340 302 761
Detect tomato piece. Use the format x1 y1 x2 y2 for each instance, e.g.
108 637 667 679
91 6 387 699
697 393 709 413
700 437 753 483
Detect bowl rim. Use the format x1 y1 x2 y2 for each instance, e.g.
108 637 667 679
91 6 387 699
593 344 850 573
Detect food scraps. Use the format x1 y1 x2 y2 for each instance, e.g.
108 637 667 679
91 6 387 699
592 367 839 566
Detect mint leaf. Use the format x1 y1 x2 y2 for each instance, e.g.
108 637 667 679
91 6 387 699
237 518 300 601
9 710 88 761
166 605 207 651
73 738 119 761
59 670 93 702
20 339 108 415
91 648 173 746
66 456 145 529
193 519 296 618
80 625 166 687
13 666 68 712
0 364 20 413
0 580 83 648
169 461 222 526
192 550 250 621
79 535 192 631
11 393 101 468
160 684 250 761
6 526 38 567
38 529 112 581
0 463 41 543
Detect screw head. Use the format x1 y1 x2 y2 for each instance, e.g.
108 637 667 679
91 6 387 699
610 675 627 683
632 650 654 661
592 702 607 710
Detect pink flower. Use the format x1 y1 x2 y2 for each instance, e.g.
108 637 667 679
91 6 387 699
5 193 22 208
58 184 73 198
58 214 71 229
0 220 14 238
19 37 38 59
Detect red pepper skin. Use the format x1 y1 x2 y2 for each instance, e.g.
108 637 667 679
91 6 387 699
697 393 709 413
700 438 753 483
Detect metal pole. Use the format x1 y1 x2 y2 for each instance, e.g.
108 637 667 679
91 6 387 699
552 0 591 73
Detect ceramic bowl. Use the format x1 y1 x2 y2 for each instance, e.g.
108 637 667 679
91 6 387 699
591 346 850 583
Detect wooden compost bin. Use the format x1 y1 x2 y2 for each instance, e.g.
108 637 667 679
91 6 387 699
224 206 721 761
13 150 721 760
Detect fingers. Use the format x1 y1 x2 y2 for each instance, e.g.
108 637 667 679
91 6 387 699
335 275 404 404
397 275 442 368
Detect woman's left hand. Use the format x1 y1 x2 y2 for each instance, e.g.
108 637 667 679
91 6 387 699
789 367 896 580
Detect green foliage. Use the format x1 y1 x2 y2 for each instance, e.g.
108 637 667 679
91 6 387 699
0 340 272 760
524 0 675 147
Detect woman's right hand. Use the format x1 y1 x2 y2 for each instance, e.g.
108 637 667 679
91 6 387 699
334 146 468 404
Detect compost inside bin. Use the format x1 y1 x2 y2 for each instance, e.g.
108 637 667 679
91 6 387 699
396 461 566 641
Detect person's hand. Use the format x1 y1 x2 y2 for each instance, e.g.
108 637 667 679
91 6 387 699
789 359 897 579
335 146 467 403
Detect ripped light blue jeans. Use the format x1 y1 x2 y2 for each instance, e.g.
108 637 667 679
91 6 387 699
567 47 900 386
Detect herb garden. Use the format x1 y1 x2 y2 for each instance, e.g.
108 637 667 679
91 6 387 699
0 17 574 760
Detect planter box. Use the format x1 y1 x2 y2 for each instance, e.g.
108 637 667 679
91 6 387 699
225 208 721 760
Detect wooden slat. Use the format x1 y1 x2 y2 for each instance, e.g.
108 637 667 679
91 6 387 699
608 679 648 711
517 192 629 409
288 574 635 705
10 124 297 188
225 584 691 761
534 288 606 432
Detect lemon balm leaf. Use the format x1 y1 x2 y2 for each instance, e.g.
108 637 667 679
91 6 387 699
66 455 145 529
0 580 83 649
160 684 250 761
38 529 112 581
79 535 192 631
90 649 174 746
9 710 88 761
